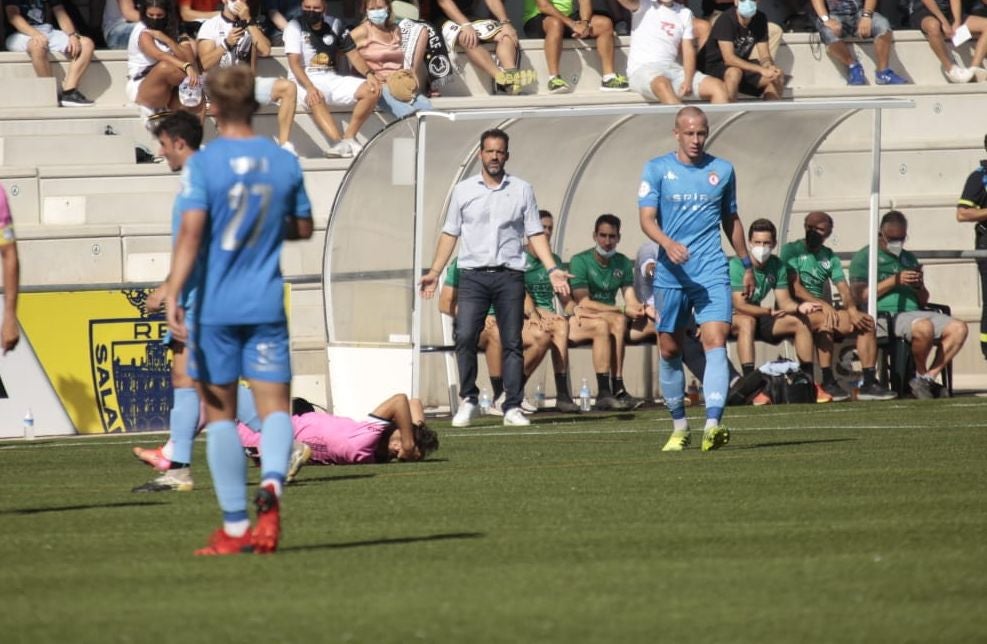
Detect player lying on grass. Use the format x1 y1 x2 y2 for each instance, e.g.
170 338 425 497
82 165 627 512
239 394 440 471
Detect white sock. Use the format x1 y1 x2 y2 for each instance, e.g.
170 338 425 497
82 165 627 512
161 440 174 460
704 418 720 430
673 418 689 432
602 73 616 81
262 478 283 498
224 519 249 538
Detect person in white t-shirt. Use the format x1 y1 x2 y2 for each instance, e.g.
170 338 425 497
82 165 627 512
197 0 300 154
126 0 201 115
284 0 381 158
618 0 728 103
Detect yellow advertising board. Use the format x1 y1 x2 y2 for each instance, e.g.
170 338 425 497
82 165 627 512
19 289 170 434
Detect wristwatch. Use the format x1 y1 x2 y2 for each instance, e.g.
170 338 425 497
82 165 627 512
820 14 830 21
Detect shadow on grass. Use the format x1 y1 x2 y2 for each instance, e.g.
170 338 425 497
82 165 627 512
0 500 169 515
281 531 485 554
739 438 857 450
289 473 378 486
527 412 638 424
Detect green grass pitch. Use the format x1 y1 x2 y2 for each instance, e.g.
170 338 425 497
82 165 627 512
1 398 985 643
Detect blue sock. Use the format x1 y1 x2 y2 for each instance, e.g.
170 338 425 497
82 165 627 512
205 419 248 523
236 383 261 431
259 411 293 493
704 347 729 423
169 387 200 465
660 355 686 421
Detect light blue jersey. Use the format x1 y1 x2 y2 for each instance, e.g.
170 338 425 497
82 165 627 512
638 151 737 290
181 136 312 325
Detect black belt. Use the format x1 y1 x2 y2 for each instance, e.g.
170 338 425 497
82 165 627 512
464 266 513 272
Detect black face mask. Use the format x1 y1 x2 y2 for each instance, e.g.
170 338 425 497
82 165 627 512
805 229 824 248
144 16 168 30
302 10 323 27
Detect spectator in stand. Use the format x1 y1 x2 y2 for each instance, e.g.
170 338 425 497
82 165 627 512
197 0 300 154
103 0 141 49
178 0 220 38
520 211 582 413
808 0 909 85
522 0 630 94
849 210 968 399
693 0 783 58
435 0 538 94
126 0 201 117
728 218 828 403
907 0 987 83
0 186 20 355
349 0 433 119
284 0 381 158
4 0 95 106
781 210 896 401
568 214 646 409
263 0 303 46
696 0 784 100
620 0 730 103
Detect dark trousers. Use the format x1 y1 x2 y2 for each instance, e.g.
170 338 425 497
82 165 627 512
456 269 525 411
980 260 987 358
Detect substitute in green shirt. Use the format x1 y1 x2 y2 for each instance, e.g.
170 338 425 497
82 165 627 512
780 238 846 300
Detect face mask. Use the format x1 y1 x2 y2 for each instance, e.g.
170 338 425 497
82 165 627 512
805 229 824 248
737 0 757 18
144 16 167 30
596 244 617 259
751 245 772 264
367 8 389 25
885 241 904 257
301 10 323 26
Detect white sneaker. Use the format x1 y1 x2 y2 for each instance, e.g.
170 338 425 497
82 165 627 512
325 140 354 158
519 399 538 414
278 139 298 156
503 407 530 426
946 65 974 83
452 400 478 427
131 469 194 492
342 138 363 156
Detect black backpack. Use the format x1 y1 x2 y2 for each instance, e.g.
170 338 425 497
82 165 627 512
762 369 815 404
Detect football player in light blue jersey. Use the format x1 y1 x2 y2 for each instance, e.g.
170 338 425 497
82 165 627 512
638 106 753 453
165 66 313 556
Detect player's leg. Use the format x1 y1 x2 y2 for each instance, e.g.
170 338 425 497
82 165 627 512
694 283 733 451
731 313 757 375
769 314 826 401
925 315 968 383
545 314 579 411
806 309 850 401
569 311 625 409
523 318 553 378
268 78 297 147
598 310 631 397
656 287 691 450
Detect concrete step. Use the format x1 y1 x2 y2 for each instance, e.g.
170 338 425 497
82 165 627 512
0 77 58 108
0 133 135 166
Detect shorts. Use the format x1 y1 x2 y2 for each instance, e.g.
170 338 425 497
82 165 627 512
909 5 953 29
295 72 363 107
126 76 144 103
254 76 277 105
815 12 892 47
702 61 766 96
5 24 72 54
188 321 292 385
754 314 785 343
655 282 732 333
877 310 953 342
104 19 135 50
629 62 708 101
523 6 614 38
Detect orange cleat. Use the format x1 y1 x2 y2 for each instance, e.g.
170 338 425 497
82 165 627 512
815 383 833 403
194 528 253 556
251 483 281 554
132 446 171 472
752 391 772 406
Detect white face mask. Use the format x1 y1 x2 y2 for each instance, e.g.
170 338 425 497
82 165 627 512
737 0 757 18
751 245 772 264
886 241 904 257
596 244 617 259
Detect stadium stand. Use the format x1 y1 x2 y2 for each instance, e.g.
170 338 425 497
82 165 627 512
2 23 986 413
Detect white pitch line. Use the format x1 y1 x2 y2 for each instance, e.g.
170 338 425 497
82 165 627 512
443 423 987 439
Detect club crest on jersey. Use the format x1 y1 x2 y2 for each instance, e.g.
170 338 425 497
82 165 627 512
820 260 831 270
89 290 171 433
638 181 650 198
708 171 720 186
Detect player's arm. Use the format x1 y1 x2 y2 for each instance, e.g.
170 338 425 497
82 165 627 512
197 36 227 71
723 212 754 296
142 29 195 71
834 279 874 330
733 290 768 317
622 285 645 318
438 283 457 316
718 39 764 75
527 232 571 296
421 233 459 298
640 205 690 265
1 240 20 354
285 216 313 240
956 172 987 222
164 208 207 341
773 286 812 315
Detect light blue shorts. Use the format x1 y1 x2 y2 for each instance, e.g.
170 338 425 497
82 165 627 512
655 282 732 333
188 321 292 385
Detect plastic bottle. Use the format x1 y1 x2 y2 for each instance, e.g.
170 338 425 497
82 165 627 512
533 383 545 409
479 388 492 415
579 378 592 412
687 380 700 405
23 409 35 441
178 77 203 107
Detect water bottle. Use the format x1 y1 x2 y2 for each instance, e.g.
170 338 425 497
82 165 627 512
533 383 545 409
579 378 592 412
178 77 203 107
479 388 492 415
23 409 35 441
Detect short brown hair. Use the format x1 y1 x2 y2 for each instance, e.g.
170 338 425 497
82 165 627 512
207 66 259 124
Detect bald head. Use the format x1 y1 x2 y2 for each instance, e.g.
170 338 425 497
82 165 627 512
803 211 833 248
674 107 710 164
804 211 833 229
675 106 708 130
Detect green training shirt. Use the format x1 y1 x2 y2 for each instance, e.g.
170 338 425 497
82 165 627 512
568 248 634 306
525 251 565 311
779 239 845 299
729 254 788 306
849 245 922 313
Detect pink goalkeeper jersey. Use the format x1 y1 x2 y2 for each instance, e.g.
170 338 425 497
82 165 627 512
0 187 14 246
238 412 391 464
